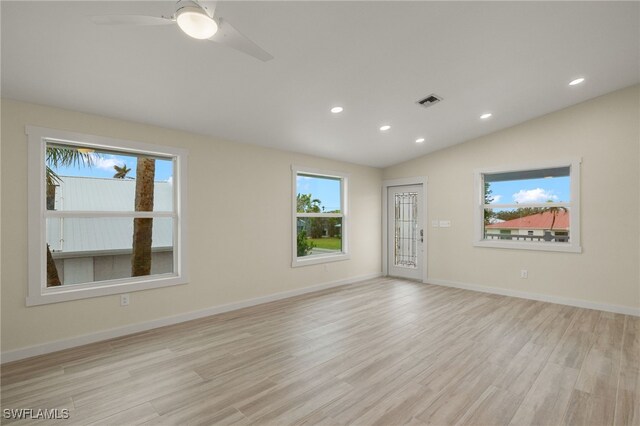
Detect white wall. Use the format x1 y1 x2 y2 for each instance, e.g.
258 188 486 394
384 85 640 311
0 99 382 353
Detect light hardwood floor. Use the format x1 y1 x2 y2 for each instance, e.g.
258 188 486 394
1 278 639 425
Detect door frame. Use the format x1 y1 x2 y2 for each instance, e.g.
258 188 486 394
382 177 428 283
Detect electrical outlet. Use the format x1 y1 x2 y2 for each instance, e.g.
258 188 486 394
439 220 451 228
120 294 130 306
520 270 528 279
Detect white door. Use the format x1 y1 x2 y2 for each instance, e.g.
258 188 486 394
388 185 424 280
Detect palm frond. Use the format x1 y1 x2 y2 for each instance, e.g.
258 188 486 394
46 166 61 186
46 146 95 169
45 146 100 186
113 163 131 179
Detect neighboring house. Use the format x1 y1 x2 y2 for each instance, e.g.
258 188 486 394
485 210 569 242
48 176 174 285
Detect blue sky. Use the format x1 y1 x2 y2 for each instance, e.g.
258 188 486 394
54 151 566 208
487 176 570 204
51 152 173 182
297 175 341 211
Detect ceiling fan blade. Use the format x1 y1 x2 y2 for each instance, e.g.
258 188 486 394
209 18 273 62
91 15 174 26
197 1 217 19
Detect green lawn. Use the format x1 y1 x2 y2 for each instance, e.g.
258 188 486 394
308 237 341 250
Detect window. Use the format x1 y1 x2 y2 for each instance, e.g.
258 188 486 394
292 166 349 267
27 126 188 305
500 229 512 239
474 160 581 252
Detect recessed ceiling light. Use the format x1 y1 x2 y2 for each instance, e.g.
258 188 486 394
415 138 425 143
330 106 343 114
380 125 391 131
480 113 492 120
569 77 585 86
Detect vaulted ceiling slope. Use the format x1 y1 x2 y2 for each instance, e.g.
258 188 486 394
2 1 638 167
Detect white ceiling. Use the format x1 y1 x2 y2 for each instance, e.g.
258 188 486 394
2 1 639 168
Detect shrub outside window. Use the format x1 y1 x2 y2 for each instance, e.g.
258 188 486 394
27 126 188 305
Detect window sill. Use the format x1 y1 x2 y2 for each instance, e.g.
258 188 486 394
473 240 582 253
26 274 188 306
292 253 351 268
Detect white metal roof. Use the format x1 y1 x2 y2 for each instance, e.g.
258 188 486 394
48 176 173 253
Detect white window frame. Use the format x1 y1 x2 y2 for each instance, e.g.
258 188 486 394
291 165 350 267
473 159 582 253
26 125 189 306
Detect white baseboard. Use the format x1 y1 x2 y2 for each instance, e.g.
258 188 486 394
426 278 640 317
1 272 382 364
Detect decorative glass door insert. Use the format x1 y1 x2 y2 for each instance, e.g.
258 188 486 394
387 185 423 280
394 192 418 268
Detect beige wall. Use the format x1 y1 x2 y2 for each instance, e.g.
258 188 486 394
384 85 640 310
2 85 638 355
0 99 382 352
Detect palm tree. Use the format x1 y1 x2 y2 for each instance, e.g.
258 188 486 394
548 206 567 230
113 163 131 179
541 204 568 241
131 157 155 276
45 146 95 286
46 243 61 287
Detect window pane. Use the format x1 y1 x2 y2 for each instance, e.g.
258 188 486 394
296 217 342 257
296 174 341 213
484 207 570 243
484 167 570 205
46 217 174 286
45 141 173 212
394 191 419 268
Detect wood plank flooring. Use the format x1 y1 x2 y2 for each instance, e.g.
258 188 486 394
1 278 638 425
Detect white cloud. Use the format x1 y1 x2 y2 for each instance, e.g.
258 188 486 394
512 188 558 203
166 176 173 184
490 195 502 203
90 154 123 171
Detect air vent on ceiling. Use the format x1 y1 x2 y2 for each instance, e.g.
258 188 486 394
417 94 442 108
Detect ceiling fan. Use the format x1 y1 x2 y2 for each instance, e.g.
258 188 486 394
91 0 273 62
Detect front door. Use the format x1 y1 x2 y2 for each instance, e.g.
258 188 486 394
387 185 423 280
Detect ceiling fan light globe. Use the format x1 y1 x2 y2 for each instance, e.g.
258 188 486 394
176 7 218 39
